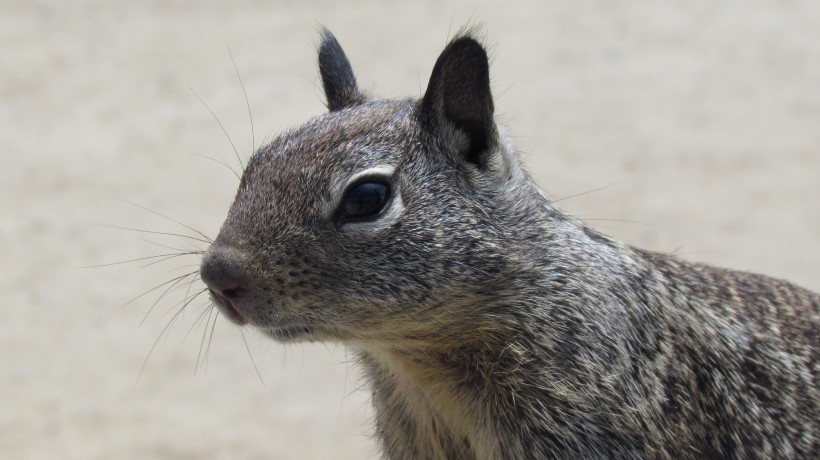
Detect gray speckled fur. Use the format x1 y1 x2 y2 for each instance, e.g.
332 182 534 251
201 29 819 459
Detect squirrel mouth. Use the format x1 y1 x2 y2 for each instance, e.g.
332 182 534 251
208 289 249 326
263 323 313 342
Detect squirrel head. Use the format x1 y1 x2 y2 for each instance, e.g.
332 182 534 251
200 29 539 345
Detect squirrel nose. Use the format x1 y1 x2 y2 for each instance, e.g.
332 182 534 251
200 246 250 325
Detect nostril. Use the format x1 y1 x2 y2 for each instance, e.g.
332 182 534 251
200 246 251 326
221 287 240 299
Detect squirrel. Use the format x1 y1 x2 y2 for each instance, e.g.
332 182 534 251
199 29 819 459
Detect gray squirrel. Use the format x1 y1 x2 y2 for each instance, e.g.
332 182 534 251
199 29 818 459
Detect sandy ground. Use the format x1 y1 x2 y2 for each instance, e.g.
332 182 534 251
1 1 818 459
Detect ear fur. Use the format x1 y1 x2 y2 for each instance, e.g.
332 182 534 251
318 28 366 111
422 31 496 169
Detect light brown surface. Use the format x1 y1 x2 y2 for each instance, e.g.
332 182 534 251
2 1 818 459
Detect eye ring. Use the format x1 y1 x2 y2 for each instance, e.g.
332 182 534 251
337 177 392 223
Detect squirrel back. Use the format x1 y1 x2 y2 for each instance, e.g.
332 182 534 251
199 29 819 458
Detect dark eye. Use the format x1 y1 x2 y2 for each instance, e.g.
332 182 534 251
342 181 390 219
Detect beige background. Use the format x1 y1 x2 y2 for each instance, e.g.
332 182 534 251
2 1 818 459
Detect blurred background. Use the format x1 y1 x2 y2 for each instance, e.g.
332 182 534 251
1 1 818 458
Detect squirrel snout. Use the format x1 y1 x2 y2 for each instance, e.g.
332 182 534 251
200 246 251 325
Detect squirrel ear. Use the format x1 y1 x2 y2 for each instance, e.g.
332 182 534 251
318 29 365 111
422 34 495 169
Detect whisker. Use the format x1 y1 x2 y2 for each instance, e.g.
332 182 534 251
241 329 265 386
204 311 220 373
137 237 203 255
141 253 203 269
121 270 199 310
185 301 216 341
171 263 206 271
154 282 206 321
96 223 212 245
181 270 204 312
117 198 214 243
186 83 245 174
177 285 206 317
228 46 255 156
196 310 220 375
195 307 215 375
137 288 208 385
340 347 349 420
581 218 651 227
83 252 201 269
191 153 241 181
551 181 621 205
142 275 202 326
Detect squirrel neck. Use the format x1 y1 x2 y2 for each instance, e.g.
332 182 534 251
354 214 675 458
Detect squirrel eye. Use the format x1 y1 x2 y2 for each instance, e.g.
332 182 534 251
342 182 390 218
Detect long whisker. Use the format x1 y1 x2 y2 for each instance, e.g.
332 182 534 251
155 282 207 322
141 253 203 269
181 270 204 313
142 274 202 325
579 217 651 227
97 223 213 245
241 329 265 386
82 252 202 269
228 46 255 156
186 83 245 174
195 307 215 375
551 181 621 204
137 288 208 385
204 312 220 373
137 237 202 255
185 302 217 341
117 198 213 243
191 153 241 181
121 270 199 310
